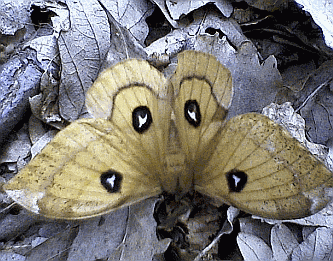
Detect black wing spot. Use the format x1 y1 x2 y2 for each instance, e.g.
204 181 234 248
101 170 123 193
226 169 248 192
184 100 201 127
132 106 153 133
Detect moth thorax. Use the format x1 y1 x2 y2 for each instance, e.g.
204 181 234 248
162 121 192 193
164 151 191 193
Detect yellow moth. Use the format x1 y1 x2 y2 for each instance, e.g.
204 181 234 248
4 51 333 220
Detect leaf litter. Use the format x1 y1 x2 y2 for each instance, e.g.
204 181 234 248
0 0 333 260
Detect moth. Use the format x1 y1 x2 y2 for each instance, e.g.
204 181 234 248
4 50 333 220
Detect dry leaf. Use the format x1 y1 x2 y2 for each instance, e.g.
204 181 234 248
25 226 78 261
59 199 169 261
237 232 273 261
106 199 169 261
0 211 37 242
0 0 32 35
24 1 67 123
0 125 31 165
281 62 316 92
236 0 288 11
26 34 60 67
58 0 111 121
99 1 147 69
28 116 47 145
152 0 233 28
165 0 233 20
30 130 58 159
295 0 333 48
279 60 333 145
291 227 333 261
271 224 299 261
262 102 330 164
99 0 154 45
0 56 42 145
66 209 128 260
239 217 273 245
0 251 25 261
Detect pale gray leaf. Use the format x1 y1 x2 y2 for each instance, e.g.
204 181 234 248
280 60 333 145
58 0 110 121
150 0 179 28
262 103 330 164
0 124 31 164
44 1 70 34
108 198 169 261
0 211 37 241
98 0 147 68
26 35 59 67
30 130 58 159
25 226 79 261
237 232 273 261
271 224 299 261
0 55 42 145
166 0 233 20
0 0 32 35
99 0 154 45
239 217 272 245
67 208 128 260
299 84 333 145
292 227 333 261
145 28 188 57
28 115 47 145
302 226 317 240
0 252 25 261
